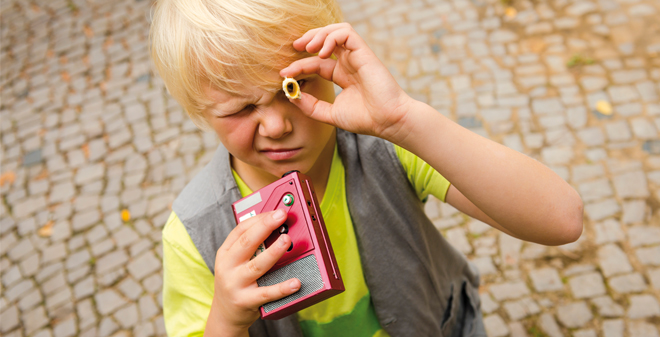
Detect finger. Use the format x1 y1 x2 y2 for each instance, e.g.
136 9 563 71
244 278 301 308
305 23 350 55
297 23 352 54
293 27 322 51
217 211 266 257
242 234 291 281
280 56 337 83
289 91 335 126
228 209 288 263
317 27 351 59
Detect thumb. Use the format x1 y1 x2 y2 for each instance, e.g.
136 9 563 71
289 92 335 125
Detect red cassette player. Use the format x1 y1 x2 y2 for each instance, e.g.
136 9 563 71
231 170 344 320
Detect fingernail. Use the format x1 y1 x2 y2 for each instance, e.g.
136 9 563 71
278 234 288 247
290 280 300 291
273 209 286 220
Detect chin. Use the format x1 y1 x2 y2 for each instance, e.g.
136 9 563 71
267 162 312 178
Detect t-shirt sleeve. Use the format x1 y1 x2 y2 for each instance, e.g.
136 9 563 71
162 211 215 337
394 144 451 202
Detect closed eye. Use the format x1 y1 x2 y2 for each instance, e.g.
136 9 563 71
214 104 256 118
242 104 256 112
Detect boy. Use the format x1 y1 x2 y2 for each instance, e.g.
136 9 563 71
150 0 584 336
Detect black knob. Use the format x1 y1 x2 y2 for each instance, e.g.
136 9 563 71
282 170 300 178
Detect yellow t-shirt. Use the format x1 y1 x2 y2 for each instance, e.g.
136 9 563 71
162 145 450 336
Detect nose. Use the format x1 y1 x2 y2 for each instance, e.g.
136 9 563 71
257 97 293 139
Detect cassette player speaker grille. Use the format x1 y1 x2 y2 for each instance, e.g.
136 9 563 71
257 254 323 313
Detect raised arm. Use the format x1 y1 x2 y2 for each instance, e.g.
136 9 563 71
281 23 583 246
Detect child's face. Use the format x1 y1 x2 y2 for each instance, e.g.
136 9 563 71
203 72 336 180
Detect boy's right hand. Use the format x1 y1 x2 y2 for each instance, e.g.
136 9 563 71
205 209 301 335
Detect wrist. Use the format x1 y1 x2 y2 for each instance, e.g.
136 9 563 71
205 301 250 337
381 96 434 147
378 92 417 144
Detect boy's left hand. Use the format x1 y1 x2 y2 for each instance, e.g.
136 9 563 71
280 23 414 143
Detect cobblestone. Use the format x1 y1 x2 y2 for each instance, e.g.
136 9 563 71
96 250 128 275
621 200 647 224
612 171 649 198
489 281 530 301
138 295 159 321
627 225 660 247
484 314 509 337
539 313 563 337
94 289 128 316
627 294 660 319
53 316 77 337
2 0 660 336
598 244 633 277
529 268 563 292
608 273 647 294
22 305 49 335
627 321 659 337
585 198 621 221
556 301 593 328
114 303 138 329
73 276 95 300
503 297 540 320
127 251 161 281
603 319 625 337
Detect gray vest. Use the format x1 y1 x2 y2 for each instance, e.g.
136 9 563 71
172 129 486 337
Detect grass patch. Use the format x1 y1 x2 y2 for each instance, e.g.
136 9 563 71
566 54 595 68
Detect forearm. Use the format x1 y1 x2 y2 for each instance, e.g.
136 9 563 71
393 100 583 245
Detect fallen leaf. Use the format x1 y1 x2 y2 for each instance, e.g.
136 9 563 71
505 7 517 18
0 171 16 187
103 38 113 51
38 220 54 237
82 144 90 158
83 25 93 38
596 100 613 115
121 209 131 222
61 71 71 82
34 169 49 181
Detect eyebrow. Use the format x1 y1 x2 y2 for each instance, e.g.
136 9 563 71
218 100 248 111
212 96 255 113
209 75 316 113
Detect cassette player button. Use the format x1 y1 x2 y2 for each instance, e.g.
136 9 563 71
278 224 289 234
282 194 294 206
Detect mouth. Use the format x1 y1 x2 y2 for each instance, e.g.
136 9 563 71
260 147 302 160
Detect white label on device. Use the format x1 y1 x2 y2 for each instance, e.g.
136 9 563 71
238 210 257 223
235 192 262 213
237 210 264 259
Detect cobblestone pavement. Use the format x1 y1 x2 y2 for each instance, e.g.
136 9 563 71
1 0 659 336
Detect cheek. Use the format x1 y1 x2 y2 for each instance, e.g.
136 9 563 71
212 117 257 152
297 116 334 142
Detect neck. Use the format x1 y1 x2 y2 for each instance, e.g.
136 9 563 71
304 129 336 201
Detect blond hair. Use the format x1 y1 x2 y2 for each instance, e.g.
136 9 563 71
150 0 343 129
